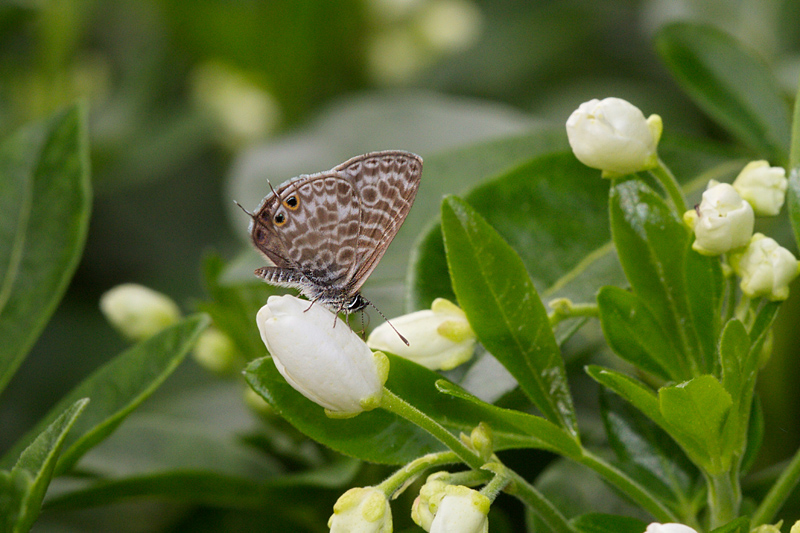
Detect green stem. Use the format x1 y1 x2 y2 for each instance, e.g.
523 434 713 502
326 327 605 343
650 158 688 214
722 269 738 326
752 445 800 526
505 469 577 533
480 464 512 502
379 388 484 470
579 449 678 523
706 471 739 529
378 451 460 496
548 300 600 326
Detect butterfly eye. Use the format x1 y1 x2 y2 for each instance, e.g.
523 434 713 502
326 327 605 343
284 195 299 210
274 212 286 226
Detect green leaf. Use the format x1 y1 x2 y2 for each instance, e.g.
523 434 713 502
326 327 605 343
0 314 210 474
600 391 698 514
0 105 91 395
411 151 611 311
684 245 724 371
710 516 750 533
441 195 576 435
609 178 706 374
45 459 360 511
571 513 648 533
597 286 682 381
1 398 88 533
719 319 748 402
659 375 733 474
585 366 664 428
788 168 800 251
656 23 791 163
245 353 571 465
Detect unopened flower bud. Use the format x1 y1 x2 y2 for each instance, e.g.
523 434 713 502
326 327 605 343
192 327 238 374
684 181 754 256
256 295 388 418
367 298 476 370
732 160 788 216
730 233 800 301
99 284 181 341
566 97 661 176
328 487 392 533
430 485 490 533
644 523 699 533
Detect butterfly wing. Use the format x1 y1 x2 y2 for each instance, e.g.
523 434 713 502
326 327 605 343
334 151 423 292
250 173 361 295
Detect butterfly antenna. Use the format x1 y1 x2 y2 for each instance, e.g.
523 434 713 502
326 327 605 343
363 297 409 346
267 179 280 200
233 200 255 218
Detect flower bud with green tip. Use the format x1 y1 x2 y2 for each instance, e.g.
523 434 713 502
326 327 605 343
328 487 392 533
367 298 476 370
684 181 754 256
429 485 490 533
411 473 451 531
566 97 662 177
732 160 788 216
729 233 800 301
99 283 181 341
256 295 388 418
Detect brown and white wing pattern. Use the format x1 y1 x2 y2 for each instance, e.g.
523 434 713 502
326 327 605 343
334 151 422 292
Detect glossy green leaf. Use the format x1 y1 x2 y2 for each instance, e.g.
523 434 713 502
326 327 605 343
659 375 733 474
441 195 576 435
245 353 573 465
411 152 611 311
684 244 724 371
435 381 582 458
610 178 706 374
0 399 88 533
600 391 697 514
585 366 664 428
0 314 210 474
571 513 648 533
0 105 91 395
656 23 791 164
597 286 682 381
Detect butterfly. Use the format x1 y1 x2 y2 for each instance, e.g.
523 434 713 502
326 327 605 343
242 150 423 320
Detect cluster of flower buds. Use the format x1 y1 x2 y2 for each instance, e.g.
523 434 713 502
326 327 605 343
567 96 799 302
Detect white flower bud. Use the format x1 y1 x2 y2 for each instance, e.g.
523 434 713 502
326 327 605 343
790 520 800 533
730 233 800 301
684 181 754 256
411 474 451 531
644 523 699 533
328 487 392 533
256 295 388 418
566 97 662 176
430 485 490 533
732 160 788 216
191 327 238 374
99 284 181 341
367 298 476 371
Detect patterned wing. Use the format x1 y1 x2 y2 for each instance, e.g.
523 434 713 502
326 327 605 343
250 173 361 291
334 151 422 291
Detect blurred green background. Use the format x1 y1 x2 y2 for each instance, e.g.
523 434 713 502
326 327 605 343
2 0 800 530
